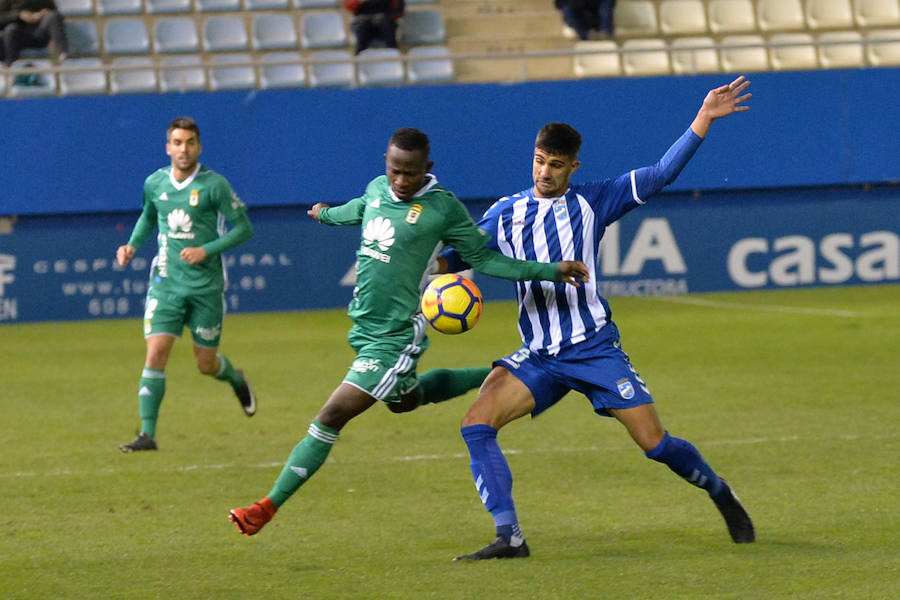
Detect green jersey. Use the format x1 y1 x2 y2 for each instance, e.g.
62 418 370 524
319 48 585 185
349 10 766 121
319 174 557 335
128 164 251 293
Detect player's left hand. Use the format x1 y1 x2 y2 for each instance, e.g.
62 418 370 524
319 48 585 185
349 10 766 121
556 260 590 287
701 75 752 120
180 247 207 264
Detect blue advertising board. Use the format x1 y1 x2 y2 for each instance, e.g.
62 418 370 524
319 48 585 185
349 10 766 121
1 184 897 324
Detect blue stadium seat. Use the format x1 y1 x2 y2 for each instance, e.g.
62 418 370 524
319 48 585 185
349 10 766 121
308 49 354 86
56 0 95 16
59 57 107 95
195 0 240 11
146 0 192 13
203 16 250 52
258 51 306 88
96 0 142 14
159 54 207 92
209 53 257 90
293 0 338 7
406 45 453 84
245 0 289 9
109 56 158 93
103 19 150 54
356 47 404 86
154 17 200 53
7 59 58 97
66 20 100 56
251 14 298 51
401 9 446 44
300 11 348 49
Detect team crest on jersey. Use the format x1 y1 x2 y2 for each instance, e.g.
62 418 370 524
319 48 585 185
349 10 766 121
553 199 568 221
616 378 635 399
189 189 199 206
405 204 423 224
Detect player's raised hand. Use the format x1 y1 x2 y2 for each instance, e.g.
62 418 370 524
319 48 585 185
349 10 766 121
116 244 135 266
307 202 330 222
556 260 590 287
702 75 752 120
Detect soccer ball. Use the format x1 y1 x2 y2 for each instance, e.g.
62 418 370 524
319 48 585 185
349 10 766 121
420 274 483 335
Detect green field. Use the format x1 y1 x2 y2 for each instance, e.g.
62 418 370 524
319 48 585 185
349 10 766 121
2 285 898 599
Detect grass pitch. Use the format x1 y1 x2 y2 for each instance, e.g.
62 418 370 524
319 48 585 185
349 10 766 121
1 286 898 599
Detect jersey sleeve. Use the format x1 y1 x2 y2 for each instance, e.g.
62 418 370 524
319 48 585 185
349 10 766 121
441 195 557 282
440 198 502 273
126 179 159 249
212 175 249 223
318 195 367 225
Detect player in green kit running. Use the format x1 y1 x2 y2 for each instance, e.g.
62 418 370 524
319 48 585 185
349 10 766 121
116 117 257 452
229 127 590 537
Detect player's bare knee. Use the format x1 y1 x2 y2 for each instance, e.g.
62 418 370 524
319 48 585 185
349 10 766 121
196 358 218 375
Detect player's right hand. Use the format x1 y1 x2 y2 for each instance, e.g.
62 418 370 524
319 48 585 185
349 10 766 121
307 203 330 222
556 260 590 286
117 244 135 266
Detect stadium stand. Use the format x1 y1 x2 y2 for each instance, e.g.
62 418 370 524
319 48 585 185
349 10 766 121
659 0 709 35
154 17 200 53
97 0 143 15
817 29 865 66
59 57 107 94
202 15 250 52
159 54 207 91
209 53 257 89
356 47 405 86
768 32 819 69
307 49 355 86
670 36 720 72
405 44 453 83
258 51 306 87
109 56 158 92
251 14 298 50
146 0 193 14
622 38 671 75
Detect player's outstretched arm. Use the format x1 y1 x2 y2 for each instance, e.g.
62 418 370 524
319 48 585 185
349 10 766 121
556 260 590 286
690 75 752 139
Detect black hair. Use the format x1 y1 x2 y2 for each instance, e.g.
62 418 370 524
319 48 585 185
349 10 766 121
167 117 200 140
389 127 430 157
535 122 582 158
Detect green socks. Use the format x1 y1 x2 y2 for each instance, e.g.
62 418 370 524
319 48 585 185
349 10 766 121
213 354 243 388
138 367 165 438
418 367 491 405
267 421 339 508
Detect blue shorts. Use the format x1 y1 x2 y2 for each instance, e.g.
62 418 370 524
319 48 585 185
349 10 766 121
495 322 653 418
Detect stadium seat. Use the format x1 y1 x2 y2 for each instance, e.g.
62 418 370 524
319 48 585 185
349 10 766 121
109 56 157 93
670 36 720 73
0 72 6 97
59 57 106 95
246 0 289 8
769 32 819 69
659 0 708 35
356 47 404 86
707 0 757 33
613 0 658 36
402 9 446 44
806 0 855 29
573 40 621 77
719 34 770 71
159 54 207 92
103 19 150 54
194 0 240 11
817 30 865 67
209 53 257 90
251 14 298 51
146 0 192 13
406 45 454 84
203 16 250 52
66 20 100 56
293 0 338 7
56 0 95 16
308 49 355 87
300 11 348 49
865 28 900 65
854 0 900 26
258 51 306 88
7 59 57 97
622 38 671 75
96 0 141 14
154 18 200 53
757 0 805 31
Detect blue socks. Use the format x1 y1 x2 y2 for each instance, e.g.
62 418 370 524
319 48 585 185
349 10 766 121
462 424 525 546
646 431 724 497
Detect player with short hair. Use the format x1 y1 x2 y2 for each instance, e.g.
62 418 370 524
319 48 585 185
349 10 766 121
228 127 590 536
116 116 257 452
440 77 756 560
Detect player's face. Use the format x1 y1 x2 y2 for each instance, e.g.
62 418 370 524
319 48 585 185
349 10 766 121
532 148 580 198
166 128 202 178
385 144 433 201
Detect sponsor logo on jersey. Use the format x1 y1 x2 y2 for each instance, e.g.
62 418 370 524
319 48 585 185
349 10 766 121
189 189 199 206
361 216 395 263
616 378 635 399
405 203 423 224
195 324 221 342
159 192 168 201
350 358 381 373
167 209 196 239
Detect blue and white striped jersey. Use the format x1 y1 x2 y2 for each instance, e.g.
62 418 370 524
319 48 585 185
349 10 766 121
444 127 703 355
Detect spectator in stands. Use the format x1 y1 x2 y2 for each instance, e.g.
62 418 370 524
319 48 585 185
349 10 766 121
556 0 615 41
344 0 405 55
0 0 68 65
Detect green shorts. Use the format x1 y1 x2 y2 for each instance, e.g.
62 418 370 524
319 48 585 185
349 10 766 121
143 284 225 348
344 316 431 403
